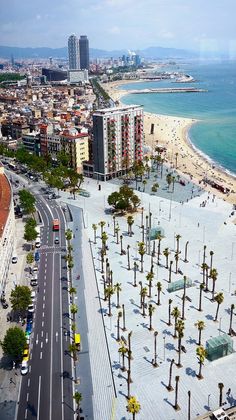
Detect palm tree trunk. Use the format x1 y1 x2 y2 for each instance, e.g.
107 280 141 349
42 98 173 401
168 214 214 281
215 302 220 321
177 338 182 367
198 329 202 346
167 359 174 391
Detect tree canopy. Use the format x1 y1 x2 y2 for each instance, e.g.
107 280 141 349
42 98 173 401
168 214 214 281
108 185 140 213
0 326 26 363
19 189 36 215
10 285 32 314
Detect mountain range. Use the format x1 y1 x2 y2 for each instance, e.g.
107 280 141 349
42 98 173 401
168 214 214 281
0 45 197 60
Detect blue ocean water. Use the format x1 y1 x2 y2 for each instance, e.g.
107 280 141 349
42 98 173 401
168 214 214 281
120 61 236 176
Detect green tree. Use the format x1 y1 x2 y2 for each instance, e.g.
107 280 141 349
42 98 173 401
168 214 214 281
156 281 162 305
163 247 170 269
0 327 26 363
196 346 207 379
118 340 128 371
126 396 141 420
214 292 224 322
148 304 155 331
19 189 36 215
166 173 172 190
176 319 185 367
26 252 34 266
127 215 134 236
172 306 181 338
10 285 31 316
195 320 205 346
92 224 97 244
210 268 218 300
73 392 83 419
24 224 38 243
138 242 146 273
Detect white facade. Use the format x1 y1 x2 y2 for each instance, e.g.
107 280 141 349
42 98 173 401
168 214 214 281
68 34 80 70
68 69 89 84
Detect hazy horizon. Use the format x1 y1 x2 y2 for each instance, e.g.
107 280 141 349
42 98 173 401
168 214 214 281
1 0 236 56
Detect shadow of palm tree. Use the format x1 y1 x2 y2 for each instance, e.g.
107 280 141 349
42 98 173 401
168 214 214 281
186 367 196 377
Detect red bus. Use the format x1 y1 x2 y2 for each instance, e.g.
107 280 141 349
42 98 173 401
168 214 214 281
52 219 59 231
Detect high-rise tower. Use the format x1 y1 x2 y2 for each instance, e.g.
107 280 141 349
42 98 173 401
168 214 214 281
79 35 89 70
68 34 80 70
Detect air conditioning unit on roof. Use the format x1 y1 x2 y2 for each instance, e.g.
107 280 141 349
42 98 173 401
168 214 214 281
212 408 229 420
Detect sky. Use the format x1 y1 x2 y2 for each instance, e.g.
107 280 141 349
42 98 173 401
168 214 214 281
1 0 236 53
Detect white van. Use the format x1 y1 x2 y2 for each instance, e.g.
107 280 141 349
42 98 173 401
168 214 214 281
35 226 41 248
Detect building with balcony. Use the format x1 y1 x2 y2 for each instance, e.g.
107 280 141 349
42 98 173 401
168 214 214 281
92 105 143 181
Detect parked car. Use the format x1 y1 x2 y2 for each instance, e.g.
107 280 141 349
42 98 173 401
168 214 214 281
26 323 32 334
28 304 34 313
21 361 29 375
31 291 36 301
30 278 38 287
12 256 18 264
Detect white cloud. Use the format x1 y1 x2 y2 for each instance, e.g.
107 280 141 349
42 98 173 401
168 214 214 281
108 25 121 35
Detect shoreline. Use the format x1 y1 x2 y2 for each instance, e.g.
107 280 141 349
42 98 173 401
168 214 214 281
103 80 236 206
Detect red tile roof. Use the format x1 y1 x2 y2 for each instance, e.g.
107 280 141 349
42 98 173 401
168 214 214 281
0 168 12 238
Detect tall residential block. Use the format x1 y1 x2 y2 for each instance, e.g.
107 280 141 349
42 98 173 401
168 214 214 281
79 35 89 70
93 105 143 181
68 34 80 70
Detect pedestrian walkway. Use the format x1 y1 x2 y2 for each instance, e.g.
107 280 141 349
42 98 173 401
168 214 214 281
70 205 116 420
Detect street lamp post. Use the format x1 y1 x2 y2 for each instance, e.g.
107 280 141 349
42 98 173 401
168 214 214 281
153 331 158 367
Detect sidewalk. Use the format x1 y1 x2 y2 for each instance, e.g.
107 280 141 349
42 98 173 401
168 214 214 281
0 217 28 420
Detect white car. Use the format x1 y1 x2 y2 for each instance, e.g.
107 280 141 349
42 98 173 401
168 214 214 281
21 362 28 375
12 256 18 264
35 240 41 248
28 304 34 313
31 291 36 301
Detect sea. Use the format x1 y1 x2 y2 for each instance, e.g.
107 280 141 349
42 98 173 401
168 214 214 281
120 60 236 177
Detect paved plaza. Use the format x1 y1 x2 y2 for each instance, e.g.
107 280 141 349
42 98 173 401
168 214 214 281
60 176 236 420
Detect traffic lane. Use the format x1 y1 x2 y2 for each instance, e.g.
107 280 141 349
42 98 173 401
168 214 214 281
51 252 63 420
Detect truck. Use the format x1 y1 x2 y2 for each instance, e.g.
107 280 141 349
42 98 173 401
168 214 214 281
52 219 59 231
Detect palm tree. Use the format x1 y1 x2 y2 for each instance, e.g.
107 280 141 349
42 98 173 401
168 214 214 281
174 375 180 410
65 228 73 242
73 392 82 419
113 215 116 237
114 282 122 308
175 251 180 274
141 287 148 316
146 271 154 298
156 282 162 305
127 245 131 270
229 304 235 336
210 268 218 300
195 320 205 345
117 311 122 341
127 216 134 236
92 224 97 244
141 224 145 242
101 231 108 254
105 286 114 317
133 262 138 287
198 284 205 312
175 234 181 254
218 383 224 407
209 250 214 271
196 346 207 379
176 319 185 368
169 260 173 283
172 307 181 338
115 224 120 244
163 247 170 269
120 235 124 255
167 358 175 391
166 173 172 190
100 249 105 273
126 396 141 420
148 304 155 331
138 242 146 273
99 220 106 237
214 292 224 322
157 234 163 266
181 276 187 320
201 262 208 285
122 304 127 331
188 390 191 420
184 241 189 263
118 341 128 371
153 331 158 367
203 244 207 265
168 299 173 326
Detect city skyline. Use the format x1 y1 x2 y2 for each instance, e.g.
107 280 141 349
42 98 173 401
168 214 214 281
0 0 236 54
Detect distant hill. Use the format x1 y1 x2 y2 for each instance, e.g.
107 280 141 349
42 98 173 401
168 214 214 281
0 45 197 60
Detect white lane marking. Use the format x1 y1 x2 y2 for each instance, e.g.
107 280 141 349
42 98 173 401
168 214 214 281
26 393 29 402
24 408 27 419
44 275 47 280
44 282 46 286
42 312 44 318
29 365 31 373
49 253 55 420
37 376 41 419
40 352 42 359
55 332 58 342
45 263 47 269
43 296 45 301
46 332 48 344
41 331 44 338
42 321 44 327
27 379 30 387
43 303 45 309
36 334 38 345
43 289 46 294
41 342 43 349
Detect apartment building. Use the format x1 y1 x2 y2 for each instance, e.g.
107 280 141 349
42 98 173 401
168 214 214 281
92 105 143 180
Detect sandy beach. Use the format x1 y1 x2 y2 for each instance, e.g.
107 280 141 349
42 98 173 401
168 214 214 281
104 80 236 206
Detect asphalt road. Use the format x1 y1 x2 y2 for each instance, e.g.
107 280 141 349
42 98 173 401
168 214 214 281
15 189 74 420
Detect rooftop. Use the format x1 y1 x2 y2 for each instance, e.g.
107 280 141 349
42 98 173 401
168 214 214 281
0 166 12 237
